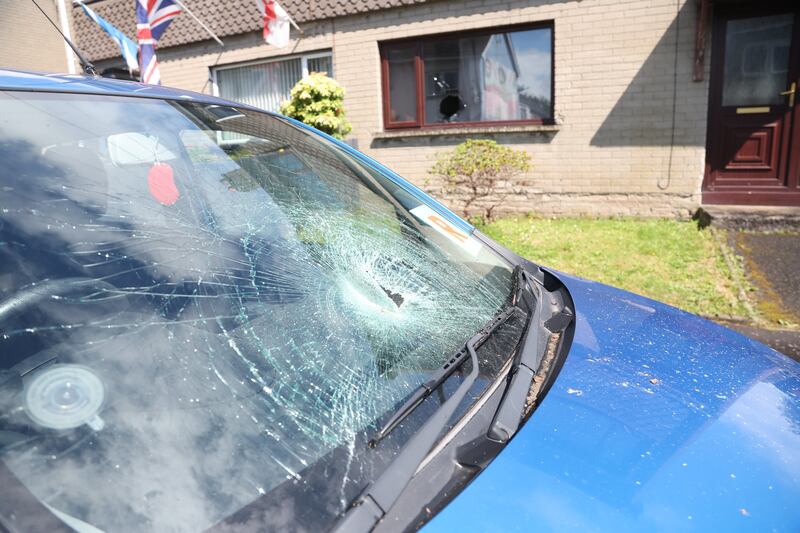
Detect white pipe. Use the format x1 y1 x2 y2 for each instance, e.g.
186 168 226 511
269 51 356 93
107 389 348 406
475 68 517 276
56 0 77 74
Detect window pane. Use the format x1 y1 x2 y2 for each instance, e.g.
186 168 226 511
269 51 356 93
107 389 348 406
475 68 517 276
308 55 333 76
722 14 793 107
216 58 303 112
422 28 552 124
386 47 418 123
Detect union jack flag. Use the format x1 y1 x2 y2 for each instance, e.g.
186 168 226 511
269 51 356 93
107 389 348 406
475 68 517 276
136 0 182 85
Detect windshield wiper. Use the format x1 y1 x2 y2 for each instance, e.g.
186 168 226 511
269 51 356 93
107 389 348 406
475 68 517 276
457 267 573 469
368 344 473 447
332 305 519 532
369 267 532 447
491 269 572 440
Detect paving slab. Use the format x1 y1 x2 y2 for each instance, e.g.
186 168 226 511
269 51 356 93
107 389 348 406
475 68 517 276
699 205 800 232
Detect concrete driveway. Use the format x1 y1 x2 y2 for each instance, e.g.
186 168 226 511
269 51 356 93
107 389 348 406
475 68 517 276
726 231 800 362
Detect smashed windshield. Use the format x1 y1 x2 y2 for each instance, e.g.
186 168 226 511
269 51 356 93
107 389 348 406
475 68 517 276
0 91 515 532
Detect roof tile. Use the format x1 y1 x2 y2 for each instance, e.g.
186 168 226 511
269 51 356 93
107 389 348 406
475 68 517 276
74 0 431 62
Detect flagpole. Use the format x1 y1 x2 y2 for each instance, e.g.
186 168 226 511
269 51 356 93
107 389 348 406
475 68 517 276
172 0 224 46
287 16 302 34
278 3 302 35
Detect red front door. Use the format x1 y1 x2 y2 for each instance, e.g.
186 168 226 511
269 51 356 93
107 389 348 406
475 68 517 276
703 4 800 206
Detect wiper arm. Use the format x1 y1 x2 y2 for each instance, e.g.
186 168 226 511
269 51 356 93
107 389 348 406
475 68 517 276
370 268 533 448
369 346 471 447
332 306 518 532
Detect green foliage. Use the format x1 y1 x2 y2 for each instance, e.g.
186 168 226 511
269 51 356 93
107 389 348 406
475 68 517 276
479 215 751 320
280 73 352 139
430 139 531 221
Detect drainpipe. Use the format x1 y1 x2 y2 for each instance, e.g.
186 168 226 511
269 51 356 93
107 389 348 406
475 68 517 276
55 0 77 74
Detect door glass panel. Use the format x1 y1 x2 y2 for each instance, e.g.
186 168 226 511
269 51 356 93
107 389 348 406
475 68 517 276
722 14 793 107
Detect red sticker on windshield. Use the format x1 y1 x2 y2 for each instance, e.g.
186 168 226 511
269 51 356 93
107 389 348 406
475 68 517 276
147 163 179 205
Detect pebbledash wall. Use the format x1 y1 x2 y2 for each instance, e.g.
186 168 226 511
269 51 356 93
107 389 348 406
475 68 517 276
87 0 710 218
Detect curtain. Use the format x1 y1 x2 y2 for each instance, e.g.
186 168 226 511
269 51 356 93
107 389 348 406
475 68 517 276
307 56 333 76
216 58 303 113
458 36 489 122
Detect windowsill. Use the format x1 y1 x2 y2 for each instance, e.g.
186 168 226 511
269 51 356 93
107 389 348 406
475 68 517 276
373 123 560 139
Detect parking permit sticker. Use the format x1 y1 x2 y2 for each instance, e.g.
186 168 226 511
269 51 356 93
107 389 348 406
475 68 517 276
410 205 482 257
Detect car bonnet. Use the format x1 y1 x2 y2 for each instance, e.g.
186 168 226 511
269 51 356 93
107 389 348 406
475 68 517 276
427 272 800 532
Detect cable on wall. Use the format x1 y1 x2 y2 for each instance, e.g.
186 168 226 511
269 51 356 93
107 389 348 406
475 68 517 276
658 0 682 190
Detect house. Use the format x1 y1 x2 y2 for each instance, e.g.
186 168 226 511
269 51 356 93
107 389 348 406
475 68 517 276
1 0 76 74
71 0 800 216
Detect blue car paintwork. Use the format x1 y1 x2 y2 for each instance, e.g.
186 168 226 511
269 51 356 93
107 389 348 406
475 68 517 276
0 69 231 105
429 272 800 532
3 70 799 531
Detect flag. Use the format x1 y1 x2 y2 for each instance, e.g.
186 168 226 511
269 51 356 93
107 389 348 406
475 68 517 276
256 0 290 48
77 1 138 74
136 0 182 85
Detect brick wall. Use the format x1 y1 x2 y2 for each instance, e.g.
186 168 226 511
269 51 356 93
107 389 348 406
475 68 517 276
331 0 710 218
1 0 73 73
97 0 711 218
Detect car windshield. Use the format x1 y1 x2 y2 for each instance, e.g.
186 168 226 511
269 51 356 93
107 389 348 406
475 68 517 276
0 91 517 532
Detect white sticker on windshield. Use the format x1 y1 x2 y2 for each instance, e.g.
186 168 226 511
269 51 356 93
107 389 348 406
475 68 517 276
410 204 482 257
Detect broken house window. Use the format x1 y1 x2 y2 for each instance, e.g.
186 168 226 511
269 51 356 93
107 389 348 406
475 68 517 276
0 92 518 532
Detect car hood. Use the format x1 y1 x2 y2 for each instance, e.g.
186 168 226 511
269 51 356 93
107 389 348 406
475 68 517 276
427 272 800 532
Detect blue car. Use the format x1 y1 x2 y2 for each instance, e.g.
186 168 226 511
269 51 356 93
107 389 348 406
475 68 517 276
0 70 798 533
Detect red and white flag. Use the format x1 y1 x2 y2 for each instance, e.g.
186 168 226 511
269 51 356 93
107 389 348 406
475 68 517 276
256 0 291 48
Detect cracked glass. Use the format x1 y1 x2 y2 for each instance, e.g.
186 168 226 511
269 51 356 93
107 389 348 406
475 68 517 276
0 91 517 532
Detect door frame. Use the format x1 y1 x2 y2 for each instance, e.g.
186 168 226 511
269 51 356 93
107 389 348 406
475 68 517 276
702 2 800 206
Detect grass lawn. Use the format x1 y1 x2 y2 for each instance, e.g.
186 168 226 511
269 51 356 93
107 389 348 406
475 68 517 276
479 216 750 320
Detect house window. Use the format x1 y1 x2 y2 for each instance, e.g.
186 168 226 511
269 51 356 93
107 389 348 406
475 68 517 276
214 52 333 113
380 24 553 129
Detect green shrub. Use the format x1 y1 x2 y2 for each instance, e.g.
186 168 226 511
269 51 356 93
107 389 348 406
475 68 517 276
280 73 352 140
430 139 531 221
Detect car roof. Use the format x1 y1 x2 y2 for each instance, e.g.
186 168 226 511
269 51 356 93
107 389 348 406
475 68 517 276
0 68 264 112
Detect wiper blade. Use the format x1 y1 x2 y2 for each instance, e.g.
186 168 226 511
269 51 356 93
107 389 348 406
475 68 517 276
332 306 518 532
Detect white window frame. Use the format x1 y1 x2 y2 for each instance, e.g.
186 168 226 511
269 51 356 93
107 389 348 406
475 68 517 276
210 51 334 98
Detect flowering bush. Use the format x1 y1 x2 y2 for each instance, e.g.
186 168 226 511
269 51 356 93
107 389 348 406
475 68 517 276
431 139 532 222
280 73 352 140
